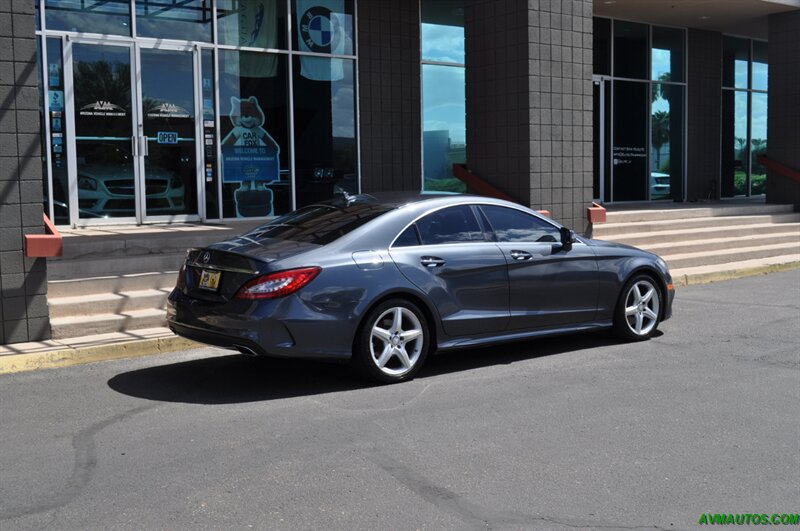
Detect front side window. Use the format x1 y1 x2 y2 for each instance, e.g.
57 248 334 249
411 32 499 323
416 205 484 245
480 205 560 243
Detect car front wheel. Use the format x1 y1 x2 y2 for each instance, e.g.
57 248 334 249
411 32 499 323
614 275 662 341
352 299 430 384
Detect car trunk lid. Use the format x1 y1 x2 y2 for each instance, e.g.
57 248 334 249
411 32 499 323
181 237 320 303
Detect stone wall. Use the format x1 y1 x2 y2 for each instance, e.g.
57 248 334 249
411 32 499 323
357 0 422 193
0 1 50 344
766 10 800 210
465 0 593 231
686 29 722 202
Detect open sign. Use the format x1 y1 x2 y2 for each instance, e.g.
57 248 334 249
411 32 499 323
157 131 178 144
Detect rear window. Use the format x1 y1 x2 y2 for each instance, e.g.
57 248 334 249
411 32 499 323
244 203 393 245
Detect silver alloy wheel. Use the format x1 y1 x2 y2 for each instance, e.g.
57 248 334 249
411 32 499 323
624 279 661 336
369 306 424 377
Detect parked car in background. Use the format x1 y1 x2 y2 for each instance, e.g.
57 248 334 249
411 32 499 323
168 194 674 383
650 172 671 200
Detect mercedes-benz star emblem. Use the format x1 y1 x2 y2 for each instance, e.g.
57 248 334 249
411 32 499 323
201 251 211 264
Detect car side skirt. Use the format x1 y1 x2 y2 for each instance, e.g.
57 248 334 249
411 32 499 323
436 320 614 352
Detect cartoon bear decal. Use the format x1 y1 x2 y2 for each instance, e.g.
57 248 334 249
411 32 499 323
221 96 280 217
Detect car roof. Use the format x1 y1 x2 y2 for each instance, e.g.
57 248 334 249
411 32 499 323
317 191 507 210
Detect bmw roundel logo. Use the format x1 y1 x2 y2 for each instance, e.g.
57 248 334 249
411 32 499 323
201 251 211 264
300 6 342 53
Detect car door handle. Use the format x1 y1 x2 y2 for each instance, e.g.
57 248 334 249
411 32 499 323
420 256 446 268
510 250 533 261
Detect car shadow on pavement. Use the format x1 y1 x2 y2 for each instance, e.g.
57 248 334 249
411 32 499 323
107 331 630 405
108 333 628 404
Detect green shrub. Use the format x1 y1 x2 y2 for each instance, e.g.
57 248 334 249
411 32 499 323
424 178 467 193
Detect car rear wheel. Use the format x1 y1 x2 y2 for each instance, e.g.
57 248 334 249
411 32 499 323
613 275 662 341
352 299 430 384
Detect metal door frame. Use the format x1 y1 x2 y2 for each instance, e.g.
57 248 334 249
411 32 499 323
63 37 204 226
592 75 608 203
135 41 203 224
65 36 141 227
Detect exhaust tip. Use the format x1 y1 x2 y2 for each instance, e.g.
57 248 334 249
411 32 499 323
235 345 258 357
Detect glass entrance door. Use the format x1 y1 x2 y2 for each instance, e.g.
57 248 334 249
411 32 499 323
66 40 201 224
70 42 139 222
139 46 200 220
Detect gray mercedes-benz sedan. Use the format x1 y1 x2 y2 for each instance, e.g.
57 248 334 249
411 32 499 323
167 194 674 383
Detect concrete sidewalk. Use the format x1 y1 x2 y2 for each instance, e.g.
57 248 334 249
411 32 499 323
0 327 201 375
1 260 798 376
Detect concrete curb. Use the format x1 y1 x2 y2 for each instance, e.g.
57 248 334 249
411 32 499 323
1 265 798 375
0 334 201 375
673 261 800 287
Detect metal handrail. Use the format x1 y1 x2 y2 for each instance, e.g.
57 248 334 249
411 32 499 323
757 155 800 183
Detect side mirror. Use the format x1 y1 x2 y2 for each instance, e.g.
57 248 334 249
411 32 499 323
560 227 575 244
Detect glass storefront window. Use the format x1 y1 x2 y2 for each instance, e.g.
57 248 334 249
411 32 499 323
218 49 291 218
723 36 749 89
44 37 71 224
612 80 648 201
217 0 287 49
200 49 219 219
750 93 768 195
72 43 135 220
421 0 464 64
720 36 767 198
614 20 648 80
650 83 684 200
721 90 749 196
292 56 357 208
135 0 212 42
140 48 198 217
44 0 131 36
651 26 684 83
421 0 465 193
752 40 768 92
422 64 465 192
593 17 611 76
291 0 354 56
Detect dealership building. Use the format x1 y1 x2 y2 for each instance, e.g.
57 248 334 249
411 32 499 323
1 0 799 343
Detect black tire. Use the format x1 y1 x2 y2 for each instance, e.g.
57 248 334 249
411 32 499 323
613 274 662 341
351 299 431 384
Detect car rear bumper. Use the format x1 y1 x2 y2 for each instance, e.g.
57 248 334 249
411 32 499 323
166 289 354 361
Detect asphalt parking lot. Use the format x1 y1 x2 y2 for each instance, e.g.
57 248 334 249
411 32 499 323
1 270 798 530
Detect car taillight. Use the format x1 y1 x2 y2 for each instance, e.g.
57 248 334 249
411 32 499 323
176 264 186 289
235 267 321 300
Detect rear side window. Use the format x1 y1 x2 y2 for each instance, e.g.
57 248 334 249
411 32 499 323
393 225 421 247
480 205 561 243
245 203 393 245
416 205 485 245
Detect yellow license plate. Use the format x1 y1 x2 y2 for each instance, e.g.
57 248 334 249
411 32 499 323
199 270 221 291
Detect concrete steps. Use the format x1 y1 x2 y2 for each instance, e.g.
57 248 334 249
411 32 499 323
50 309 169 340
593 212 800 237
46 222 261 340
600 203 794 223
595 203 800 282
